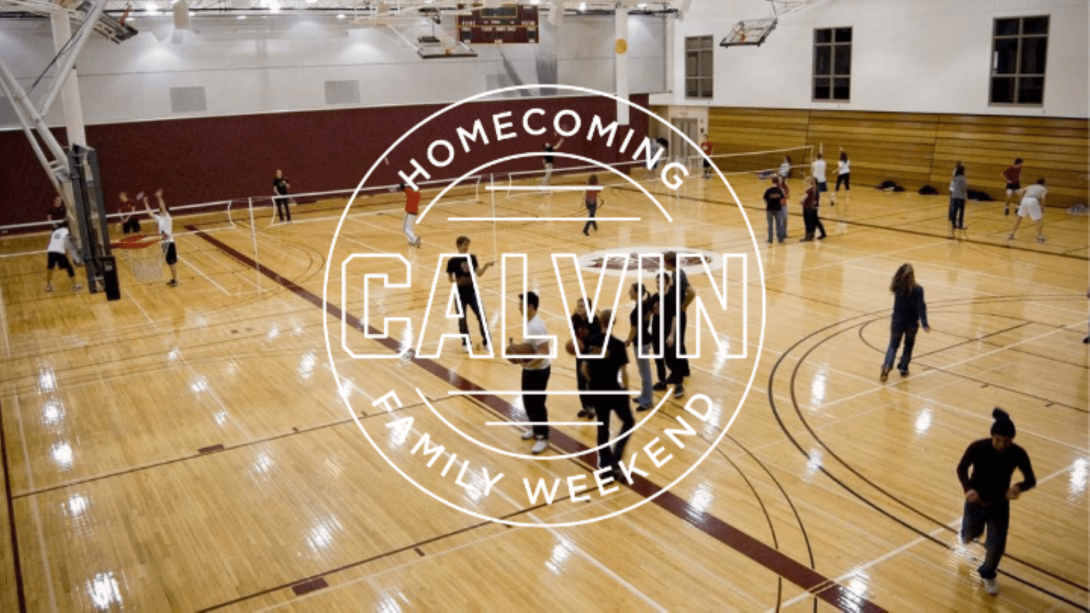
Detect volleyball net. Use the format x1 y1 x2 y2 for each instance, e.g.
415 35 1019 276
686 144 815 180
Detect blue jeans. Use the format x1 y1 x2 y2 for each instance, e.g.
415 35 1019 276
634 344 653 407
883 324 918 370
949 198 965 229
960 500 1009 580
766 209 785 242
778 208 788 237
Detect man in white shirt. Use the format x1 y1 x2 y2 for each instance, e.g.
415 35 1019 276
144 188 179 286
811 152 828 204
514 291 552 454
1008 178 1048 243
44 225 82 292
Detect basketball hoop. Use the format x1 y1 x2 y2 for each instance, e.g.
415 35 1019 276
720 17 777 48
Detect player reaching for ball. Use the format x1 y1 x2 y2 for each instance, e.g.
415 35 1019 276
144 189 178 287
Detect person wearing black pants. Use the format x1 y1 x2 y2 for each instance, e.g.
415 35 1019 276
833 150 850 204
949 163 968 239
663 252 693 398
649 275 669 392
446 236 494 351
881 263 930 381
515 292 552 454
582 310 634 476
582 174 600 236
957 408 1036 597
800 177 826 241
572 298 598 418
272 169 291 223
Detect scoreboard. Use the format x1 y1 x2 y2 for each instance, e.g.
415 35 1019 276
457 5 540 44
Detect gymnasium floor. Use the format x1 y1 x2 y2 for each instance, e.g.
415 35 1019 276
0 168 1087 611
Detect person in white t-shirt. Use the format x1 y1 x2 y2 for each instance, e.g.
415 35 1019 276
511 291 552 454
1008 178 1047 243
833 150 850 204
45 225 82 292
811 152 828 203
144 188 179 286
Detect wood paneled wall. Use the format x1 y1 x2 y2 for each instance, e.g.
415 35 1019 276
707 108 1088 205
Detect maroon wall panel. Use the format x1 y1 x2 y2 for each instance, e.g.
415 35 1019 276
0 94 649 229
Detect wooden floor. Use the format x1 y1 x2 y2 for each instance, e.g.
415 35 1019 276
0 168 1087 612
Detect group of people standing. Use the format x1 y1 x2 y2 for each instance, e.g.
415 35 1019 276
948 158 1049 242
762 150 850 243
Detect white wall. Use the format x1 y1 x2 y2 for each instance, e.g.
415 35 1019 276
653 0 1088 117
0 13 667 129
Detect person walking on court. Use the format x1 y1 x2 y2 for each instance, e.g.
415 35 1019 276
1008 177 1047 243
582 309 634 478
143 189 179 287
625 282 654 412
119 192 141 234
811 152 828 204
582 174 601 236
541 136 564 186
881 263 930 381
833 150 850 204
764 176 786 243
272 169 291 223
700 132 714 179
949 163 968 239
44 224 81 292
1000 158 1023 216
512 291 552 454
957 408 1036 596
400 183 422 247
800 177 826 241
446 236 494 351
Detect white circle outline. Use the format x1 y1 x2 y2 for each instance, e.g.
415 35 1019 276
322 84 767 528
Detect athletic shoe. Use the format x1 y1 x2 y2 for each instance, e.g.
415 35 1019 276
521 430 536 441
1007 234 1014 240
531 439 549 454
577 408 590 418
899 368 909 377
673 385 685 399
167 279 178 287
45 285 53 292
1036 236 1046 243
1004 207 1010 216
72 283 82 291
880 365 890 382
1083 336 1089 344
636 404 652 412
652 382 667 391
983 578 999 596
818 234 827 240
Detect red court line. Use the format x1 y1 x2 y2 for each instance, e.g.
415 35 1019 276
189 226 886 612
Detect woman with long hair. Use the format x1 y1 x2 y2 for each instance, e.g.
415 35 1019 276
833 150 850 204
881 263 931 381
800 176 826 241
949 162 968 239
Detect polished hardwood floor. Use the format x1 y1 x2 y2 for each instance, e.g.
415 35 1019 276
0 167 1086 611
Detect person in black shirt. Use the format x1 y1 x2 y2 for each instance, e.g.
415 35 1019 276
663 252 694 398
650 273 669 392
581 310 634 476
541 136 564 186
625 282 654 411
572 298 599 419
881 263 931 381
272 169 291 223
445 236 494 350
764 177 786 244
956 408 1036 596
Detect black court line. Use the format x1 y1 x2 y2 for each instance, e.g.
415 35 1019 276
190 226 887 612
0 397 27 612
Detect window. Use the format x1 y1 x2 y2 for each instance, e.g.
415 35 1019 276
991 16 1048 105
685 36 714 99
813 28 851 102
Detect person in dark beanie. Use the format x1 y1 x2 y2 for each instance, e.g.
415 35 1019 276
956 408 1036 597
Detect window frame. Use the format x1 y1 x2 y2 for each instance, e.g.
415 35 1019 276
812 27 852 103
989 16 1049 107
684 35 714 100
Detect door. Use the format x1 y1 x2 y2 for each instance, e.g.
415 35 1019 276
671 118 700 166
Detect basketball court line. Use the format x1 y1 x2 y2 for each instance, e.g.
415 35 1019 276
773 461 1084 610
190 226 888 613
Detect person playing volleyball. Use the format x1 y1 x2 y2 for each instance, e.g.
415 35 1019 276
143 189 178 287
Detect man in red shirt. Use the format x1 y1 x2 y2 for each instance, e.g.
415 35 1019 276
700 132 714 179
1000 158 1023 216
401 184 421 248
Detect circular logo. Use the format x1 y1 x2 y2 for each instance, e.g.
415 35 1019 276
615 38 628 54
323 85 766 527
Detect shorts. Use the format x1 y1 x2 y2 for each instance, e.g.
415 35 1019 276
163 242 178 265
817 181 828 193
47 251 72 272
1017 198 1042 221
702 159 711 168
1006 182 1021 195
